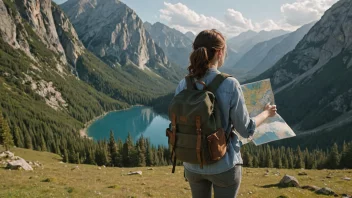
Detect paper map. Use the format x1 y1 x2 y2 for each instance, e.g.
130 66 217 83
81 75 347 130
238 79 296 145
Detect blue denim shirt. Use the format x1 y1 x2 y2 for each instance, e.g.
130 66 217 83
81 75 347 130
175 68 256 175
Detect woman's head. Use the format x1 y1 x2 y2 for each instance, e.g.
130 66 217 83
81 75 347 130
188 29 226 78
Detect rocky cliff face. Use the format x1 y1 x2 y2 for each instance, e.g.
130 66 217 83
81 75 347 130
261 0 352 90
52 3 84 74
17 0 67 64
0 0 85 74
61 0 171 71
254 0 352 132
144 22 192 68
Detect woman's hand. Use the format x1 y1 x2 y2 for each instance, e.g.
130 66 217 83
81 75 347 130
253 103 278 128
264 103 277 117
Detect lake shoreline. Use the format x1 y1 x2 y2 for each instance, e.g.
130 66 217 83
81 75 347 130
79 105 143 138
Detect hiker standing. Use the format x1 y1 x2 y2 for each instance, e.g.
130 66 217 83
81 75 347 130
167 29 277 198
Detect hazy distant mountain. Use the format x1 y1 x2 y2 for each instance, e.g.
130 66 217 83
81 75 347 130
61 0 183 82
252 0 352 135
249 22 316 77
144 22 193 68
228 30 289 55
232 34 289 72
185 31 196 41
222 29 290 71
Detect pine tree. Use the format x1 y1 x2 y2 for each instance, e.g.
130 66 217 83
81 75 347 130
295 146 305 169
275 149 282 169
108 130 118 166
145 138 154 166
243 151 253 167
13 127 24 148
40 134 47 151
343 143 352 169
304 148 312 169
85 147 95 165
95 142 109 166
137 136 146 167
283 155 289 169
266 145 273 168
287 148 294 169
63 149 69 163
24 131 33 149
326 143 340 169
1 119 14 150
123 132 137 167
253 156 259 168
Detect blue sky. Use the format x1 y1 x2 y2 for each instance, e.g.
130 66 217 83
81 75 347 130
54 0 338 36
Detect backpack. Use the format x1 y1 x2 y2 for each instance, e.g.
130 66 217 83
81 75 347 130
166 73 232 173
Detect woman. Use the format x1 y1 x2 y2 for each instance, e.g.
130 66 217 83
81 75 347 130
174 29 277 198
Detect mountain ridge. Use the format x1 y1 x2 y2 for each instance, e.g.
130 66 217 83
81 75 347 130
251 0 352 133
143 21 193 68
61 0 183 83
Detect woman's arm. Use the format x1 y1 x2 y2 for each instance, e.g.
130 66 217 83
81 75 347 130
253 103 277 127
230 84 277 138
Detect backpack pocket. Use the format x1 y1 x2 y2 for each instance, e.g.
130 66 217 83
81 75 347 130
207 129 227 161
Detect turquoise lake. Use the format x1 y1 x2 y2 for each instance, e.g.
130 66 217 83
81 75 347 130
87 106 170 146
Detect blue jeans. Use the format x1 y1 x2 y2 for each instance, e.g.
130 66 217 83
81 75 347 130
184 165 242 198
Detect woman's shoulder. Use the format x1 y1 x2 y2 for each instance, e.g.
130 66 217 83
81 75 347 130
221 75 240 89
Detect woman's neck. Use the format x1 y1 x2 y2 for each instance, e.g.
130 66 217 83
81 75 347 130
209 62 219 69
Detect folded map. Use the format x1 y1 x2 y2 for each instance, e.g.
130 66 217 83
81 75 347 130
236 79 296 145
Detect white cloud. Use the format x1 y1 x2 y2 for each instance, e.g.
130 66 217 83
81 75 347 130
281 0 338 26
160 3 226 34
159 0 337 37
224 9 253 30
159 2 289 37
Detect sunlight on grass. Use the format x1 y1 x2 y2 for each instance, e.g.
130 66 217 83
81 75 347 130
0 147 351 197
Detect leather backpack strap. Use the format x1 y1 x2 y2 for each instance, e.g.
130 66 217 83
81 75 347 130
185 76 196 90
207 73 232 94
195 116 203 169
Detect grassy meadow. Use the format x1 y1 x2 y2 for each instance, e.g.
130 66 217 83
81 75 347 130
0 147 351 198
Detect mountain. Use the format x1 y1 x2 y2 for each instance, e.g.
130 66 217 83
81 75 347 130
144 22 193 68
0 0 181 157
227 30 289 55
249 22 316 77
227 30 258 52
185 31 196 41
61 0 183 82
252 0 352 136
232 34 289 72
222 29 290 73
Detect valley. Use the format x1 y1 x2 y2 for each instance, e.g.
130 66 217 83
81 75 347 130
0 0 352 197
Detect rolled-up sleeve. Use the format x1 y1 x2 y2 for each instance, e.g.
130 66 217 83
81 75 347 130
230 84 256 138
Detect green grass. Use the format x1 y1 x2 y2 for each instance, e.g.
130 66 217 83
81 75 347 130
0 147 351 198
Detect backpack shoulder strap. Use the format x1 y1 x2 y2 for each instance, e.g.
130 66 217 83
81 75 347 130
185 76 195 90
207 73 232 94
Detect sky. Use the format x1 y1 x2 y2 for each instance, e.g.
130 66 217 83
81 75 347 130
54 0 339 37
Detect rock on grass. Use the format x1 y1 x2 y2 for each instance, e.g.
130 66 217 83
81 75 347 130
279 175 300 188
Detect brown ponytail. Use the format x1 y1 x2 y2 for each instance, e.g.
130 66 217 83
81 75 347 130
188 29 226 79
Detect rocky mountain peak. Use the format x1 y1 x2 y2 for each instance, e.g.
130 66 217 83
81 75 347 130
144 21 192 68
61 0 170 70
253 0 352 132
185 31 195 41
263 0 352 91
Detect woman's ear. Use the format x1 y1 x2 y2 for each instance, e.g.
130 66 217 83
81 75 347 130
218 50 223 59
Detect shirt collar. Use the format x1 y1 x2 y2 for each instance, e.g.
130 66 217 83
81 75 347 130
208 68 219 73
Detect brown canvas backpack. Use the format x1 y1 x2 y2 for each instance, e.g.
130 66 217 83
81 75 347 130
166 73 232 173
